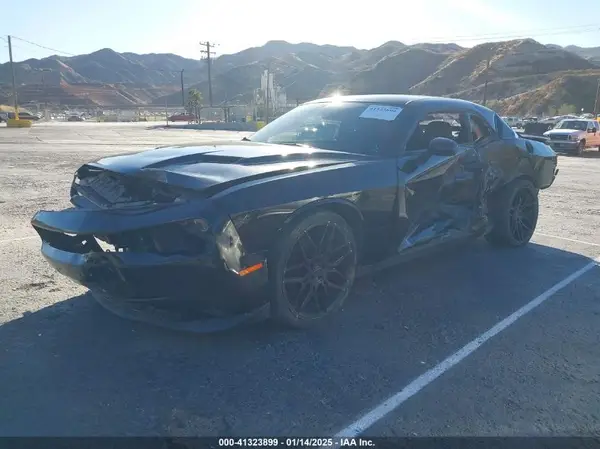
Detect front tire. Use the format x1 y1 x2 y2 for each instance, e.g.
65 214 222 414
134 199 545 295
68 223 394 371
576 140 585 156
485 179 539 247
269 211 358 328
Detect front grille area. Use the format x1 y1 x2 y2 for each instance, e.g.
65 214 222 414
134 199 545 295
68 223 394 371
72 166 179 208
80 171 128 204
34 221 209 257
550 134 570 141
97 222 208 255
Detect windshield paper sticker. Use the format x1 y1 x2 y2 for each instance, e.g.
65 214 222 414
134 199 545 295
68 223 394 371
359 105 403 121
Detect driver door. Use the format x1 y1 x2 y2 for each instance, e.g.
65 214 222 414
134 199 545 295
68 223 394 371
395 109 485 252
587 121 599 147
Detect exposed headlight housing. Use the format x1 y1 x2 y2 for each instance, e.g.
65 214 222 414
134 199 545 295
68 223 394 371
216 219 245 273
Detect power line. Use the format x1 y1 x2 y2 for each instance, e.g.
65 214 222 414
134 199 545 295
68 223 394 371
428 25 600 43
10 35 76 56
425 23 600 42
5 23 599 67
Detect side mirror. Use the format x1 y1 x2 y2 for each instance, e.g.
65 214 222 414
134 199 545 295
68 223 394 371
428 137 458 156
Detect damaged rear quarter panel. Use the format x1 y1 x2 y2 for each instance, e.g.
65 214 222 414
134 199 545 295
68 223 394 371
482 137 557 192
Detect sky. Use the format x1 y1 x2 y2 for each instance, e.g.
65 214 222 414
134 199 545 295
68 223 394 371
2 0 599 63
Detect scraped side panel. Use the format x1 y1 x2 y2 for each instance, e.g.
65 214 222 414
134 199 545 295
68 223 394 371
397 147 490 252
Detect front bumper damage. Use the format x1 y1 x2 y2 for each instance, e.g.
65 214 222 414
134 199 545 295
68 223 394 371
31 205 270 332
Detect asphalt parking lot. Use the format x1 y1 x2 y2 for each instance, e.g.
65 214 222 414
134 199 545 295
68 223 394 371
0 122 599 437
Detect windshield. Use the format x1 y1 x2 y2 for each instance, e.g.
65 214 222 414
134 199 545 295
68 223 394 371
556 120 587 130
249 102 403 155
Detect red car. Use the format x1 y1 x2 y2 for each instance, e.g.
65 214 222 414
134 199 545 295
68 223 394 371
168 113 196 122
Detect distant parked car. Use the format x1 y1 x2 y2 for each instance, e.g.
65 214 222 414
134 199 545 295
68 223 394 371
524 121 555 136
68 115 85 122
168 113 196 122
8 112 40 121
543 118 600 155
501 116 521 128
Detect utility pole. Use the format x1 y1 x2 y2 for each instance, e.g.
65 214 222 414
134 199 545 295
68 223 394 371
482 53 491 107
180 69 185 108
199 41 216 107
593 78 600 118
7 35 19 119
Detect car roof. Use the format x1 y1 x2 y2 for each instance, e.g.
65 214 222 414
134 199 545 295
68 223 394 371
306 94 493 114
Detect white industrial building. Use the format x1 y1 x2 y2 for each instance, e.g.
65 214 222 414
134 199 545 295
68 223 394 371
253 69 287 118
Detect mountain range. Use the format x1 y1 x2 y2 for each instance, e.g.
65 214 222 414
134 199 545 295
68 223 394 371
2 39 600 116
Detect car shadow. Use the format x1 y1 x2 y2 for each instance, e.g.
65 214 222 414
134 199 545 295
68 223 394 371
0 240 595 436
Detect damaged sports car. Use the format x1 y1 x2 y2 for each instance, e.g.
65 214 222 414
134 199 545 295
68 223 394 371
31 95 558 331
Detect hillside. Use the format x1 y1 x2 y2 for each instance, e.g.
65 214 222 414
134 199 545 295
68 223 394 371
564 45 600 65
330 48 451 96
495 71 600 116
409 39 595 96
1 38 599 115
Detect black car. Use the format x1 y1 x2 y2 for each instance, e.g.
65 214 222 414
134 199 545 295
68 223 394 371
31 95 558 331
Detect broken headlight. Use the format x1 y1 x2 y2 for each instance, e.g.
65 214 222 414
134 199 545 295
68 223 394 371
216 219 245 273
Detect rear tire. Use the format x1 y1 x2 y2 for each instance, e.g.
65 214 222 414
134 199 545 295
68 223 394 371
485 179 539 247
269 211 357 328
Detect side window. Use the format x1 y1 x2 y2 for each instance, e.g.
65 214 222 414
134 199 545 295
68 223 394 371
469 114 492 143
405 111 469 152
493 113 517 139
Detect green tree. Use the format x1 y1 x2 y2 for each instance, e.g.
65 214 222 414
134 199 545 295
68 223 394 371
556 103 577 115
186 89 203 123
486 100 500 111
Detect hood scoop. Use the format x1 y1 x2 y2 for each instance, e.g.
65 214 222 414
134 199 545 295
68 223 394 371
145 152 244 169
143 148 364 170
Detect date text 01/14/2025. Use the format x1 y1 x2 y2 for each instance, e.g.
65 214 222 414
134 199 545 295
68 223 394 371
217 438 375 447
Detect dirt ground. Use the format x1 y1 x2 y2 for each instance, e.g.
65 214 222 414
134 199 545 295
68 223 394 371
0 122 599 437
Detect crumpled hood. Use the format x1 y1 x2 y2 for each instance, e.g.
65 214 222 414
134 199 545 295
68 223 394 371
87 141 368 193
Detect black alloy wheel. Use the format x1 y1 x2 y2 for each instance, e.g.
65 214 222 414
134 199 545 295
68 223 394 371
508 187 537 245
270 211 357 327
485 178 539 247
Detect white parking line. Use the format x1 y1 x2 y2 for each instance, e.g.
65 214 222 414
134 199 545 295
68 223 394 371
534 232 600 248
335 255 600 437
0 236 36 245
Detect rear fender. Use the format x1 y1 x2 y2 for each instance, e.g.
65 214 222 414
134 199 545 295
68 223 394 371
526 139 558 190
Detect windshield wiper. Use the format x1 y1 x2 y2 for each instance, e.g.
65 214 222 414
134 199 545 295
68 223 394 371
242 137 251 141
